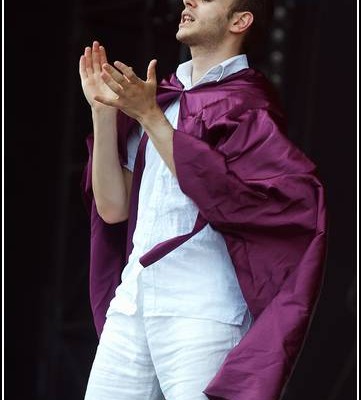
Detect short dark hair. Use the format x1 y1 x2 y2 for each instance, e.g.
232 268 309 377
228 0 274 54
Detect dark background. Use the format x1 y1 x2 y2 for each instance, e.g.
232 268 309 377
5 0 357 399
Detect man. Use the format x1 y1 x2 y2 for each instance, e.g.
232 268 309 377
80 0 327 399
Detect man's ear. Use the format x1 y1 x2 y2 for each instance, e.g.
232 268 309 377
229 11 254 34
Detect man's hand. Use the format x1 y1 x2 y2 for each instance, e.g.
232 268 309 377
96 55 177 177
94 59 160 122
79 41 119 113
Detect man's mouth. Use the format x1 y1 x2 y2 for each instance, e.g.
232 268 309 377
180 12 195 25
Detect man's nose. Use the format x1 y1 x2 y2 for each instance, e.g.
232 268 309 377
183 0 196 8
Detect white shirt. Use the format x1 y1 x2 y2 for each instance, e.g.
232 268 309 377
107 54 253 326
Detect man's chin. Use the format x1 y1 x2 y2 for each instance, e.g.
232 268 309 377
176 30 193 45
175 30 184 42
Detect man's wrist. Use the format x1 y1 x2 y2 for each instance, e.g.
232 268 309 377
92 106 118 121
91 106 119 138
138 106 172 135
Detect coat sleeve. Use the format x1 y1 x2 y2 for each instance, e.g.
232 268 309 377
173 108 320 236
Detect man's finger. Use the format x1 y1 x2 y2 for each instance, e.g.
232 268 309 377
99 45 108 66
114 61 140 84
84 47 93 75
147 59 157 83
79 55 87 79
93 95 119 108
101 70 124 94
92 41 101 73
103 63 130 87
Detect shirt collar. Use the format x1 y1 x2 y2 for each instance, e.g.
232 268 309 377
176 54 249 90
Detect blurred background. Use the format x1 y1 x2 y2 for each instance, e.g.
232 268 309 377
5 0 357 399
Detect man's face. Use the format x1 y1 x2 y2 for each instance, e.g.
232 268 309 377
176 0 236 49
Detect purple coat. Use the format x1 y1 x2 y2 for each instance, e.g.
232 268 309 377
81 68 328 400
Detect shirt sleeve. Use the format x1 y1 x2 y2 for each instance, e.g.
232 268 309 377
123 125 142 172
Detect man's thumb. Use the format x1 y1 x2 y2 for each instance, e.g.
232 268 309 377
147 59 157 82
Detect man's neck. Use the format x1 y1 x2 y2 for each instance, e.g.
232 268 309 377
190 46 240 84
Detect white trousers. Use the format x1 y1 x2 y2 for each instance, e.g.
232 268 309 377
84 280 252 400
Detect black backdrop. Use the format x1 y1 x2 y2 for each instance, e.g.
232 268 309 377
5 0 357 399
